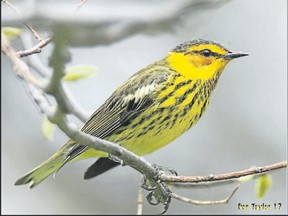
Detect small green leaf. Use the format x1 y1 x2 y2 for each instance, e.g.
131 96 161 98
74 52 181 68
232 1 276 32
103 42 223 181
2 27 22 39
255 174 272 199
64 65 96 81
42 116 54 141
238 174 254 183
238 166 256 183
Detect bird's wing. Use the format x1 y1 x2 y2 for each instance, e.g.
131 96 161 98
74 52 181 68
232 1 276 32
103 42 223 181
65 62 170 161
84 157 120 179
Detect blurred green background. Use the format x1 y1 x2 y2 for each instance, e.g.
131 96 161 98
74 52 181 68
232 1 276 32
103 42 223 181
2 0 287 214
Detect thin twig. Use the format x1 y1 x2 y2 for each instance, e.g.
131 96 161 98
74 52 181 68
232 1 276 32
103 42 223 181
160 161 287 183
1 0 19 12
75 0 88 13
2 0 52 54
20 32 50 77
137 186 144 215
24 23 43 41
17 37 52 57
2 0 37 38
171 185 239 205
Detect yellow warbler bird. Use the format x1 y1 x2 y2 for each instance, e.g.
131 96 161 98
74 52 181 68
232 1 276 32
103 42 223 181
15 39 248 188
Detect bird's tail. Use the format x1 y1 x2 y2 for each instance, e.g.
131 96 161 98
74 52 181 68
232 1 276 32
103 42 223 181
15 140 75 188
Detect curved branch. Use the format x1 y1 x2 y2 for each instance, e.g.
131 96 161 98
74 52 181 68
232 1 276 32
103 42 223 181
171 185 239 205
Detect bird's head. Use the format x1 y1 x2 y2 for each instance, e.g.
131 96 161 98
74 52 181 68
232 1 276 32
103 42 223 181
167 39 248 81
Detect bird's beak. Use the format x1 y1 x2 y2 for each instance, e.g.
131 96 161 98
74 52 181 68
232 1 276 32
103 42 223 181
224 52 249 60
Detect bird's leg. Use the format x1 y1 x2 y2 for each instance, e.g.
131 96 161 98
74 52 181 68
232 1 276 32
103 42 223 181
140 164 176 214
146 190 160 205
152 164 178 177
141 175 157 191
161 189 172 215
145 179 172 214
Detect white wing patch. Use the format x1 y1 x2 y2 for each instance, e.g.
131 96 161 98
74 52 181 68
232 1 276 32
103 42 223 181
122 83 157 105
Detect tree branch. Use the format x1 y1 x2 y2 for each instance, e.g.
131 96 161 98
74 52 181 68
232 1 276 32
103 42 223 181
160 161 287 184
2 0 227 46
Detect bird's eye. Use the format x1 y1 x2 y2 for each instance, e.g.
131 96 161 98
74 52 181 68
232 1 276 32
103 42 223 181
200 49 211 57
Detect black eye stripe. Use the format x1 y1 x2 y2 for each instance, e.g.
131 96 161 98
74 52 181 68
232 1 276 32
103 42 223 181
184 50 224 58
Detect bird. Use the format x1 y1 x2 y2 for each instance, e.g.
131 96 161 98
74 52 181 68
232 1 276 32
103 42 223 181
15 39 248 188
